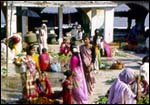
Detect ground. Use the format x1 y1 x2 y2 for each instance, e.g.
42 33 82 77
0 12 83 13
1 50 146 104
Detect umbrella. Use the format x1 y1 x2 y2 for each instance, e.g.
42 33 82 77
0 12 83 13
15 9 40 18
144 13 149 28
41 7 77 24
41 7 77 14
115 4 130 12
1 10 6 27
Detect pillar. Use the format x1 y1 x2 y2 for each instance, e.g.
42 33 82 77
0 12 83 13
104 8 114 43
7 6 17 36
58 6 63 45
22 7 28 38
91 8 104 37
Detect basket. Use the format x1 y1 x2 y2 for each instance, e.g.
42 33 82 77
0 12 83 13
24 32 37 43
110 63 123 69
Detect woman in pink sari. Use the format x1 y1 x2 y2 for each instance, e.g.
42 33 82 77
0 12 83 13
70 45 88 104
107 68 137 104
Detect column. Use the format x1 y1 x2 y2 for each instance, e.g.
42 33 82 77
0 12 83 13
91 8 104 37
104 8 114 43
22 7 28 38
7 6 17 36
58 5 63 45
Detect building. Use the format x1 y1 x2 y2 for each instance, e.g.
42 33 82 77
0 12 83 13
2 1 149 43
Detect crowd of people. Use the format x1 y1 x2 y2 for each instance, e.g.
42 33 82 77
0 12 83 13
1 22 149 104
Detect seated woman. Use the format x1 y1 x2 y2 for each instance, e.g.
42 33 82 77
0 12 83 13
107 68 137 104
34 71 53 98
59 37 70 56
39 48 50 71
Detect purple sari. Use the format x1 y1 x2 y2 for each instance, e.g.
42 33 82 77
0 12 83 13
70 53 88 104
107 68 136 104
80 45 96 95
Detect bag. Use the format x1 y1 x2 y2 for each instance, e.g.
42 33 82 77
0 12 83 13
50 62 61 72
20 64 27 73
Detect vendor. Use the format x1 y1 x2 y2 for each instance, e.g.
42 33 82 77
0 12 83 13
8 35 21 56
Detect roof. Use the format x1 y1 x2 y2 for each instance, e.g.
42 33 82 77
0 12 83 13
5 1 117 8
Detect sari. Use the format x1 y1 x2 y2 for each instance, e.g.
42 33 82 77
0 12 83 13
23 55 40 99
70 53 88 104
107 68 136 104
62 79 73 104
80 45 96 95
60 42 70 56
34 73 53 98
94 45 101 70
103 41 112 57
39 52 50 71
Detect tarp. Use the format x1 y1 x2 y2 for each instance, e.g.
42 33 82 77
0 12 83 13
41 7 77 14
1 10 6 28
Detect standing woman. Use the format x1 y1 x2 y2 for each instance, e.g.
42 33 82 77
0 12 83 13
80 35 96 95
70 45 88 104
23 45 40 100
93 30 102 70
39 24 48 54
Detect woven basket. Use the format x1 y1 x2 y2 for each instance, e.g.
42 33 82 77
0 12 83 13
111 63 123 69
25 32 37 43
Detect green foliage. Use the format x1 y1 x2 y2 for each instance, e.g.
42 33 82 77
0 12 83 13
96 96 108 104
105 77 116 84
100 62 112 69
1 99 6 104
137 95 149 104
115 51 127 57
1 68 7 77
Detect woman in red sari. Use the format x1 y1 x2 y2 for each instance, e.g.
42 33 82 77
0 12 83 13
39 48 50 71
59 37 70 56
62 70 73 104
34 71 53 98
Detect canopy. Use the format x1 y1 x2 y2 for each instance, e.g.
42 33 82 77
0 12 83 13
115 4 130 12
1 10 6 28
41 7 77 14
15 9 40 18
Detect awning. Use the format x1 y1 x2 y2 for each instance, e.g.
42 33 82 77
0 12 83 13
41 7 77 14
1 10 6 28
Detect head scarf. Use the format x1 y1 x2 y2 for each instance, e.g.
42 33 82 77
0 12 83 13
119 68 135 84
107 68 136 104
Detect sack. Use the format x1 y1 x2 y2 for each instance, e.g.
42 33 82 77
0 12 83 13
20 64 27 73
50 62 61 72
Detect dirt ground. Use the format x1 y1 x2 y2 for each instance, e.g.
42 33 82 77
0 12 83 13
1 50 146 104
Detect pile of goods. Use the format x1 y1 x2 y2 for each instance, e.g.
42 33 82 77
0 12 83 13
137 95 149 104
24 31 37 44
95 95 108 104
30 97 55 104
1 67 7 77
110 60 124 69
100 62 112 70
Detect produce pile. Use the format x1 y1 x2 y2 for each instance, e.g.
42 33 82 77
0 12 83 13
137 95 149 104
95 96 108 104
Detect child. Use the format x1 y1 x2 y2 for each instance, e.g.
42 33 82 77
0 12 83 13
62 70 73 104
140 75 149 96
140 55 149 84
